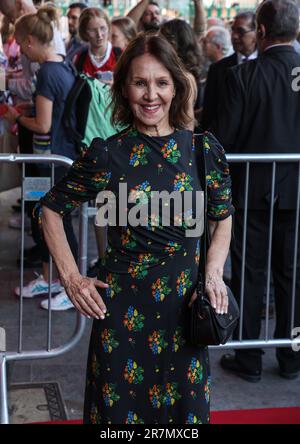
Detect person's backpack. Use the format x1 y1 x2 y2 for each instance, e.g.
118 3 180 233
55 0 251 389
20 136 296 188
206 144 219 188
63 63 120 151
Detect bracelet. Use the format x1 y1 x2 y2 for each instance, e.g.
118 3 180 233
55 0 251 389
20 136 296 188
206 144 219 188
15 114 22 124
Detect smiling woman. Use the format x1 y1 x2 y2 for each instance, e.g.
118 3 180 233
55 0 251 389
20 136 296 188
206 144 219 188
111 33 191 133
39 33 234 424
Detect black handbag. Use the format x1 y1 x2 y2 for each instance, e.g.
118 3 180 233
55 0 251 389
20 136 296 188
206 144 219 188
189 134 239 347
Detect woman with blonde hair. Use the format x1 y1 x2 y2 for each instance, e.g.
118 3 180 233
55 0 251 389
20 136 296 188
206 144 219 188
74 7 122 79
3 5 78 309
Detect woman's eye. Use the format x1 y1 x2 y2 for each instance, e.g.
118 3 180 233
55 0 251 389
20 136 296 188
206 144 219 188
135 80 146 87
158 80 169 87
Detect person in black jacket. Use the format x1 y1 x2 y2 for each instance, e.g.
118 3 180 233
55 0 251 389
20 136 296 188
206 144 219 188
202 11 257 131
213 0 300 382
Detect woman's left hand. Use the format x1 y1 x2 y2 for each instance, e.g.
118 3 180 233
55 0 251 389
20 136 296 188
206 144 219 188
3 105 19 124
205 268 228 314
188 268 228 314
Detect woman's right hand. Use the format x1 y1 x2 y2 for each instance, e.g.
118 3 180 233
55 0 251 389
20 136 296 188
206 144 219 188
62 272 109 319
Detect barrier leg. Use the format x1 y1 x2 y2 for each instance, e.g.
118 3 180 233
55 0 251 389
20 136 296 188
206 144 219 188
0 354 9 424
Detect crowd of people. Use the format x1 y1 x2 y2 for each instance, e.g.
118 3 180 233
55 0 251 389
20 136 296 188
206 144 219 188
0 0 300 424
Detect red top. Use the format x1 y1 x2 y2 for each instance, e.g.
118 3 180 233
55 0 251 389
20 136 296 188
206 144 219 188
74 47 119 78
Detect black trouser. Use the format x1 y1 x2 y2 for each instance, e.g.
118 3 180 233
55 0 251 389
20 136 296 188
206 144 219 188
231 207 300 373
32 166 78 263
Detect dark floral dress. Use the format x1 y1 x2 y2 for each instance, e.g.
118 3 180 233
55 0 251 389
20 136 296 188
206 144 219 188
41 128 234 425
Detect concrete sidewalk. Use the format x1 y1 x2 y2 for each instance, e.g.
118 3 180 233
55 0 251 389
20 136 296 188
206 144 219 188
0 187 299 422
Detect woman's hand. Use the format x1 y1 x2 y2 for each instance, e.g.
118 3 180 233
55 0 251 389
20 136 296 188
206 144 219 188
188 268 228 314
15 101 34 117
62 272 109 319
3 105 19 124
205 268 228 314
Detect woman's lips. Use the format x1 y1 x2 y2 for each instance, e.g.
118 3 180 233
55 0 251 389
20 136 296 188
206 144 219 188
141 105 161 114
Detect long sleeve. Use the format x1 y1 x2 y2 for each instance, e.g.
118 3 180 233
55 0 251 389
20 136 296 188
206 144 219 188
204 132 235 221
40 137 111 216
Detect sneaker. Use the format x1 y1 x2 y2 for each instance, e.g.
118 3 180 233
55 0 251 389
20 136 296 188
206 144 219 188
15 274 62 298
40 290 74 311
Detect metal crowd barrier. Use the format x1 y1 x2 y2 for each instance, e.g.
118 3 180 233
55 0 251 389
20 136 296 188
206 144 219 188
214 153 300 351
1 152 300 423
0 154 88 424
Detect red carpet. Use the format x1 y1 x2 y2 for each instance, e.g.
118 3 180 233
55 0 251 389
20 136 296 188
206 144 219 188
211 407 300 424
43 407 300 424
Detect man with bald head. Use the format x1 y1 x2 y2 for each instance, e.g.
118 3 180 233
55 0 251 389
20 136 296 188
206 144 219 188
202 11 257 130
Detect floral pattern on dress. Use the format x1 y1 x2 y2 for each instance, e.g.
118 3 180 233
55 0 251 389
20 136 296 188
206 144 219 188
148 330 168 354
101 329 119 354
187 358 203 384
105 273 122 299
176 269 192 298
123 306 145 332
129 143 151 167
172 326 185 352
124 359 144 384
151 276 172 302
121 229 137 249
164 241 182 256
128 253 157 279
164 382 181 406
149 384 164 409
173 173 193 192
161 138 181 164
102 383 120 407
129 181 151 204
186 413 202 424
125 411 144 424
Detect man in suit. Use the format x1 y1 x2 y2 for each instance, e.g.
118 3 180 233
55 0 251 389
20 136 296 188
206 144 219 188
202 26 233 64
213 0 300 382
202 11 257 131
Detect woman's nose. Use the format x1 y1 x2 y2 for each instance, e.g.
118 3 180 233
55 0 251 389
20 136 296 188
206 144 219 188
144 84 158 101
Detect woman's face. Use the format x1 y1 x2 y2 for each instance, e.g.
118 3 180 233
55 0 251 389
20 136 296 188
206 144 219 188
15 34 40 62
85 16 109 52
111 24 128 50
124 53 176 136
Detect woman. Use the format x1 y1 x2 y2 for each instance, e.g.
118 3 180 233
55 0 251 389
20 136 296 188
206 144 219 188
4 5 78 309
40 34 233 424
74 7 121 79
160 19 204 129
111 16 137 50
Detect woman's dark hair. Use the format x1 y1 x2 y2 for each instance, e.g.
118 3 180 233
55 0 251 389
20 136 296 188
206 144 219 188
111 33 191 130
160 19 203 84
256 0 299 41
